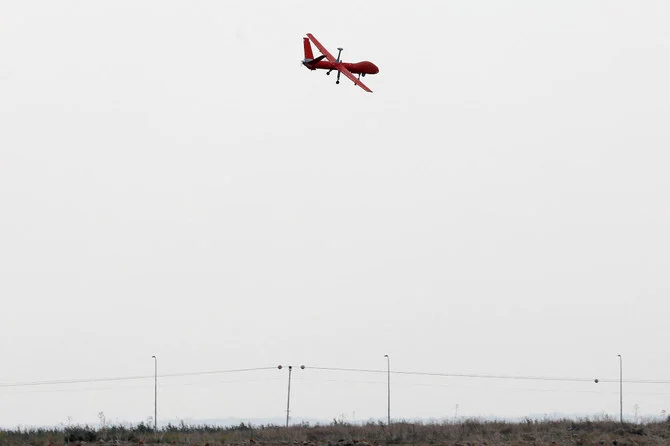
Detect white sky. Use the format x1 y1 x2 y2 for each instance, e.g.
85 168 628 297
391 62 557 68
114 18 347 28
1 0 670 427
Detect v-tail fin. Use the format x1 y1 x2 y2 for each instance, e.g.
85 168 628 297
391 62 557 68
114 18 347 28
303 37 314 60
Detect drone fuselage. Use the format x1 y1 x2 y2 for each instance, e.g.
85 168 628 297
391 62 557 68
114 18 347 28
303 60 379 75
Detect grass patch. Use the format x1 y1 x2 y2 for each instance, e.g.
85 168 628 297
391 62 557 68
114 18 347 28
1 418 669 445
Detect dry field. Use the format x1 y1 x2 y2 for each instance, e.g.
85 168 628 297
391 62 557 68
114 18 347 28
2 419 669 446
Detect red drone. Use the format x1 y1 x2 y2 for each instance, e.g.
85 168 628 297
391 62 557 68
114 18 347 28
302 33 380 93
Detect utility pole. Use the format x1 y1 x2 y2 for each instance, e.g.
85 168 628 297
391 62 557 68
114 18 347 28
384 354 390 426
286 365 292 427
152 355 158 431
278 365 304 427
618 354 623 423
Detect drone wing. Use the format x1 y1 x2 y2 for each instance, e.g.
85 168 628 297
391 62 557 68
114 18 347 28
306 33 336 62
337 65 373 93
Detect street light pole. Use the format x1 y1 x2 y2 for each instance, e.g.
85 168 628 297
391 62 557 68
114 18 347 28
152 355 157 431
278 365 304 428
384 354 390 426
618 354 623 423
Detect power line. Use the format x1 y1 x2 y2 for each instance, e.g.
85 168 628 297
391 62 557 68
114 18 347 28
296 375 670 396
295 377 605 394
3 377 285 395
0 367 277 389
2 365 668 390
8 375 670 398
304 366 670 385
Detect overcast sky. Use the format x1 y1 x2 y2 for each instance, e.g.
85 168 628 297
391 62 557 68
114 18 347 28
1 0 670 428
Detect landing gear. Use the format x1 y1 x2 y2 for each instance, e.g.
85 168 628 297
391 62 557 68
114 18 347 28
335 48 344 86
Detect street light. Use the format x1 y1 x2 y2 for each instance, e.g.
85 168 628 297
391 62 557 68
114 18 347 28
618 354 623 423
278 365 305 427
384 354 390 426
152 355 157 431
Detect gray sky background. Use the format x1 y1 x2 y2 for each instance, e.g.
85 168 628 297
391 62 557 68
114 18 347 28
1 0 670 427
